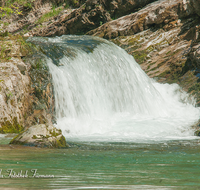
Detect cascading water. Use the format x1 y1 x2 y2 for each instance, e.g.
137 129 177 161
28 35 200 142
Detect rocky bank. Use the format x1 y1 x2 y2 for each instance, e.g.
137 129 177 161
0 0 200 146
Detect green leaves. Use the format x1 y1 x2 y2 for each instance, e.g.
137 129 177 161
0 4 22 18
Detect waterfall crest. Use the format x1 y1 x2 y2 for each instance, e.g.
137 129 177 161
29 35 200 142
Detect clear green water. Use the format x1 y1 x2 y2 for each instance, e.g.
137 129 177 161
0 136 200 190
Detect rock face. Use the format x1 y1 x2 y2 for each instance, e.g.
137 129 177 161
32 0 158 37
87 0 200 39
0 37 31 133
10 124 68 148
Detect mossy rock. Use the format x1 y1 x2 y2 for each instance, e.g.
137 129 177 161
10 124 69 148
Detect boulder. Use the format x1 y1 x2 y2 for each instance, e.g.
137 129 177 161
10 124 68 148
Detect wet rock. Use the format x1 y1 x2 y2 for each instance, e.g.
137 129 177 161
194 130 200 136
10 124 68 148
24 53 56 128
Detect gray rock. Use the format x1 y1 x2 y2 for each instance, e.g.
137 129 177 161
10 124 68 148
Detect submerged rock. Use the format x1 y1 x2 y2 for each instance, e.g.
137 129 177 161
10 124 68 148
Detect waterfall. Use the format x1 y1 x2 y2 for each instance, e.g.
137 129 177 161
28 35 200 142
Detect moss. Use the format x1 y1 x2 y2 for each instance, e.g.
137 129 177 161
127 35 142 45
188 83 200 93
50 129 60 137
133 50 147 64
0 117 23 134
111 38 121 46
32 135 37 139
157 70 170 78
2 0 34 8
146 45 154 53
52 135 67 148
9 128 28 144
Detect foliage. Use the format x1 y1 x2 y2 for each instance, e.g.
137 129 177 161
0 4 22 18
0 0 37 19
1 0 35 7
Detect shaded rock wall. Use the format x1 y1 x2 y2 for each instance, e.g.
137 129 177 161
24 52 55 128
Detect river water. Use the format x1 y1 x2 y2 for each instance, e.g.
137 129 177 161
0 136 200 189
0 35 200 189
